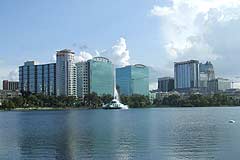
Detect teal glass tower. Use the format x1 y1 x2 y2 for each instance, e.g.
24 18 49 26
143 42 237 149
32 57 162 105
116 64 149 96
88 57 114 96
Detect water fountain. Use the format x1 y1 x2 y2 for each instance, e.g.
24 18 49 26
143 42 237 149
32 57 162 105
102 87 128 110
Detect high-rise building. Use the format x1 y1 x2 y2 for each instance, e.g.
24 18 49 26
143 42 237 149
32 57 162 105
200 61 215 80
2 80 19 91
56 49 77 97
88 57 114 96
199 72 208 88
208 78 231 93
174 60 200 90
158 77 174 92
76 61 89 97
199 61 215 88
76 57 114 97
116 64 149 96
19 61 56 95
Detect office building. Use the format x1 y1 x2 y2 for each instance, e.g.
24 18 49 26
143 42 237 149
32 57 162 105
199 61 215 88
199 72 208 88
76 62 89 97
208 78 231 93
88 57 114 96
174 60 199 91
158 77 174 92
3 80 19 91
19 61 56 95
116 64 149 96
76 57 114 97
56 49 77 96
200 61 215 80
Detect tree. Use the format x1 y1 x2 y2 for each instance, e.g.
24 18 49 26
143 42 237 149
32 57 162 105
123 94 150 108
101 94 113 104
2 101 15 110
12 97 24 107
162 94 181 106
84 92 102 108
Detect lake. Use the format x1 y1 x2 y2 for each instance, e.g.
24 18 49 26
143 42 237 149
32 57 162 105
0 107 240 160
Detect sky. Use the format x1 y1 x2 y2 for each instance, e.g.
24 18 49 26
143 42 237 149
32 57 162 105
1 0 240 89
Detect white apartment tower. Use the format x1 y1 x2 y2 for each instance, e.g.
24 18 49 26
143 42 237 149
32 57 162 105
56 49 77 96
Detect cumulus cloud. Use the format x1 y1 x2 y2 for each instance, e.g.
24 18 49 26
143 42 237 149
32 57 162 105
75 51 93 62
74 37 131 67
110 37 130 67
151 0 240 77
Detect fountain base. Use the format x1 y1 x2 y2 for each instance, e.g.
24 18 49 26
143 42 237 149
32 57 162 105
102 99 128 110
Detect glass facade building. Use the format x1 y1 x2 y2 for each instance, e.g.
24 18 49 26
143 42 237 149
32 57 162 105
116 64 149 96
158 77 174 92
88 57 114 96
208 78 231 93
174 60 199 90
199 61 215 89
19 61 56 95
200 61 215 80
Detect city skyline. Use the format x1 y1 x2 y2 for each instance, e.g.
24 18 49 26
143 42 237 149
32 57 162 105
2 0 240 89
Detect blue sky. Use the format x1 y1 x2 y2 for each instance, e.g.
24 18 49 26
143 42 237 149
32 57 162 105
0 0 167 65
1 0 240 88
0 0 170 88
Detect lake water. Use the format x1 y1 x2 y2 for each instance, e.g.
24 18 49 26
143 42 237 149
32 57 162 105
0 107 240 160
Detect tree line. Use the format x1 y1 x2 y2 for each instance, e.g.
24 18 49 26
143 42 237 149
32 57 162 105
0 92 151 110
153 94 240 107
1 92 239 110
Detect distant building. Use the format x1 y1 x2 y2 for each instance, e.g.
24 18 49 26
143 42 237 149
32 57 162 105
199 72 208 88
199 61 215 88
2 80 19 91
0 90 21 105
19 61 56 95
56 49 77 97
208 78 231 93
158 77 174 92
174 60 200 91
76 57 114 97
116 64 149 96
149 90 157 104
199 61 215 80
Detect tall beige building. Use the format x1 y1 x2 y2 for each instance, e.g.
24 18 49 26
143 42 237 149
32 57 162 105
56 49 77 96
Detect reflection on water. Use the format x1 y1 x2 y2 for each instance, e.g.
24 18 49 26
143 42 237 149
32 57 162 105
0 107 240 159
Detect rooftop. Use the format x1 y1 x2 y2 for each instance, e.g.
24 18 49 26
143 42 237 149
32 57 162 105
56 49 75 54
174 60 199 65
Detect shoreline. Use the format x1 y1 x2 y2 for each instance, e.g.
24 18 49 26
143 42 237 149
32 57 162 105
1 105 240 112
0 107 92 112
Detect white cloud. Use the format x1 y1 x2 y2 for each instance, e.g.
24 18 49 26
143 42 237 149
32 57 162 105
75 37 131 67
151 0 240 77
151 6 174 16
51 54 56 62
75 51 93 62
110 37 130 67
